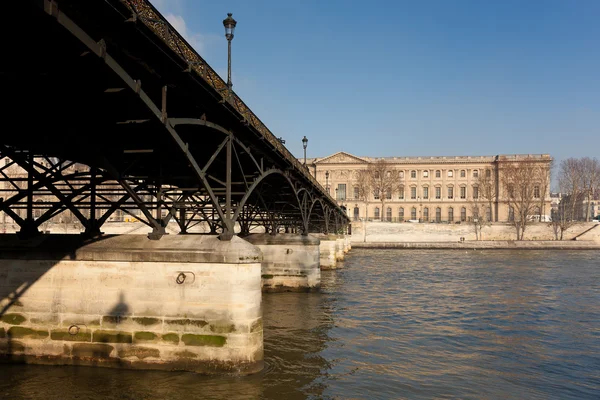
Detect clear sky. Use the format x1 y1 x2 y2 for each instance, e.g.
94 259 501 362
152 0 599 169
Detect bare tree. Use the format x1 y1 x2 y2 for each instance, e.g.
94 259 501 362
367 159 402 223
538 158 553 222
558 158 583 222
476 168 498 222
580 157 600 221
500 158 546 240
550 193 580 240
470 200 491 240
355 169 371 242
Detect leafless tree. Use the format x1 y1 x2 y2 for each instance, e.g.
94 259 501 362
580 157 600 221
500 158 548 240
469 200 491 240
354 169 371 242
550 193 580 240
476 168 498 222
367 159 402 222
558 158 583 221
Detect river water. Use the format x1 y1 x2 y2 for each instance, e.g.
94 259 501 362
1 249 599 399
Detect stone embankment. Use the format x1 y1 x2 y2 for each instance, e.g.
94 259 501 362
353 241 600 250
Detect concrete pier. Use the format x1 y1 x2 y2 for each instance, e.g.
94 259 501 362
244 234 320 292
0 234 263 374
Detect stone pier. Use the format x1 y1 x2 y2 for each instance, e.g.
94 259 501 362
0 234 263 375
244 234 320 292
311 234 338 270
335 236 345 261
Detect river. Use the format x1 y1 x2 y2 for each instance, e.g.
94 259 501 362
1 249 599 399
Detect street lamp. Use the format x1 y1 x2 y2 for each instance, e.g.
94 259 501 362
325 171 329 193
222 13 237 89
302 136 308 165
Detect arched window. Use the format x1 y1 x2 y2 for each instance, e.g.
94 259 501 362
534 186 540 198
435 170 441 178
423 207 429 221
386 207 392 221
448 207 454 222
411 170 416 179
422 186 429 199
374 207 380 219
399 207 404 221
460 170 466 178
398 186 404 199
461 207 467 222
486 207 492 222
353 207 359 221
385 189 392 199
411 207 417 220
436 207 442 222
508 206 514 222
473 170 479 178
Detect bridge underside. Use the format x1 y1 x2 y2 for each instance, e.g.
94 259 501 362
0 0 348 239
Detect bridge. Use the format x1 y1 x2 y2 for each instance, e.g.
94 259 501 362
0 0 350 375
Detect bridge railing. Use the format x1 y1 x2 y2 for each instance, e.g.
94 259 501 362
121 0 344 217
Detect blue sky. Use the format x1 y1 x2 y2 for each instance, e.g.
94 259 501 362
152 0 599 168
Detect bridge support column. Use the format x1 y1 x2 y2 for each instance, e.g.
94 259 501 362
244 234 320 292
344 235 352 253
310 234 338 270
336 236 346 261
0 234 263 375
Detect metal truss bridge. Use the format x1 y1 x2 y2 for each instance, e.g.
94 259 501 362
0 0 349 240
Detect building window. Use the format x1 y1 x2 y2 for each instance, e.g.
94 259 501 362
423 207 429 221
353 186 359 199
534 186 540 199
486 207 492 222
423 170 429 178
448 207 454 222
411 170 416 179
448 170 453 177
534 206 541 217
385 189 392 200
374 189 380 200
508 184 514 198
354 207 359 221
461 207 467 222
486 169 491 178
473 186 479 199
337 184 346 200
374 207 380 219
508 206 514 222
460 186 466 199
423 187 429 199
435 187 441 199
411 187 417 199
411 207 417 220
386 207 392 221
460 170 466 178
386 171 391 178
435 170 441 178
447 186 454 199
399 171 404 179
398 186 404 199
473 170 479 178
399 207 404 221
436 207 441 222
375 171 380 179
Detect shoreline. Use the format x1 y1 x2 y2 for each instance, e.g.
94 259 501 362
352 241 600 250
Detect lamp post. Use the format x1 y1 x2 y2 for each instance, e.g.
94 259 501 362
222 13 237 89
325 171 329 194
302 136 308 166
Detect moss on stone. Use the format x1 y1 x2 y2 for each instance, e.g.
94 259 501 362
167 319 208 328
250 319 263 333
31 315 60 325
132 317 160 326
175 350 198 359
72 343 114 358
134 331 158 341
209 323 236 334
118 346 160 360
7 327 49 339
261 274 274 279
63 318 101 327
162 333 179 344
1 313 26 325
50 329 91 342
181 334 226 347
93 330 133 344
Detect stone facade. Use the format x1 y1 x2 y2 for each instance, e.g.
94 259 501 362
306 152 552 224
